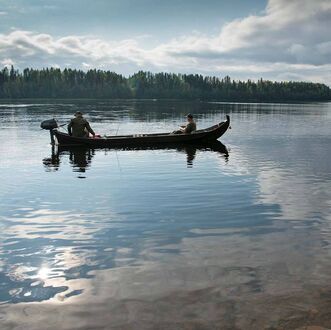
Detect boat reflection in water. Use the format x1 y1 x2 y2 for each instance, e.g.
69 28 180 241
43 141 229 174
43 147 95 178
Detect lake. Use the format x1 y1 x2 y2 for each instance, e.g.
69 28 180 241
0 100 331 329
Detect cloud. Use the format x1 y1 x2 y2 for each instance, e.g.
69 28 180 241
159 0 331 65
0 58 15 67
0 0 330 83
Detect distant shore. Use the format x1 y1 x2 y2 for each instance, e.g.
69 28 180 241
0 98 331 104
1 67 330 102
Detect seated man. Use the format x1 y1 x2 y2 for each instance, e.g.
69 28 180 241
68 111 95 138
174 113 197 134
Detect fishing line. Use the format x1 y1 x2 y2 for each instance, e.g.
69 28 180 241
115 122 121 136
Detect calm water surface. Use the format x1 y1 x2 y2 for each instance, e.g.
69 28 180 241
0 100 331 329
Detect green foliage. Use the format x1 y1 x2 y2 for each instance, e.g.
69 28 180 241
0 66 330 101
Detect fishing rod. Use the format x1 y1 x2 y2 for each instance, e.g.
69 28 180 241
115 122 121 136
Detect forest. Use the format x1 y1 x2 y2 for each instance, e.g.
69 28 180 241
0 66 330 101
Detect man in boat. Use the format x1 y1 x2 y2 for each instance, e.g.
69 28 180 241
68 111 95 138
174 113 197 134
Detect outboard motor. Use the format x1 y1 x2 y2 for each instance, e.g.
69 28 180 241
41 118 58 130
41 119 58 145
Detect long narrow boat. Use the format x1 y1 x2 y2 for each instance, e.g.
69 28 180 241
48 115 230 148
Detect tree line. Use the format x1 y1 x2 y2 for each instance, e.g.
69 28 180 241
0 66 330 101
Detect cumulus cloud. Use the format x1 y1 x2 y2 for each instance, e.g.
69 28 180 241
0 0 330 83
161 0 331 65
0 58 15 67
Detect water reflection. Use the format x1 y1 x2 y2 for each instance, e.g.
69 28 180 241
2 100 331 329
43 141 228 174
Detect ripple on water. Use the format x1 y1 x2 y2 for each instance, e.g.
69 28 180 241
0 100 331 329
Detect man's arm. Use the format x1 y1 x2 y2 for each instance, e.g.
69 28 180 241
68 120 73 136
85 122 95 137
184 123 193 133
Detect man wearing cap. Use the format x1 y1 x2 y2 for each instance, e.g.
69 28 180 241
68 111 95 138
174 113 196 134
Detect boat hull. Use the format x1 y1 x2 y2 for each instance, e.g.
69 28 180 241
53 115 230 148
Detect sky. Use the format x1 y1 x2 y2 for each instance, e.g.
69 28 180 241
0 0 331 84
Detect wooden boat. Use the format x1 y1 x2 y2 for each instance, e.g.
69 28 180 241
51 115 230 147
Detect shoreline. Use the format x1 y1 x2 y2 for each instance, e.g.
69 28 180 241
0 98 331 104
